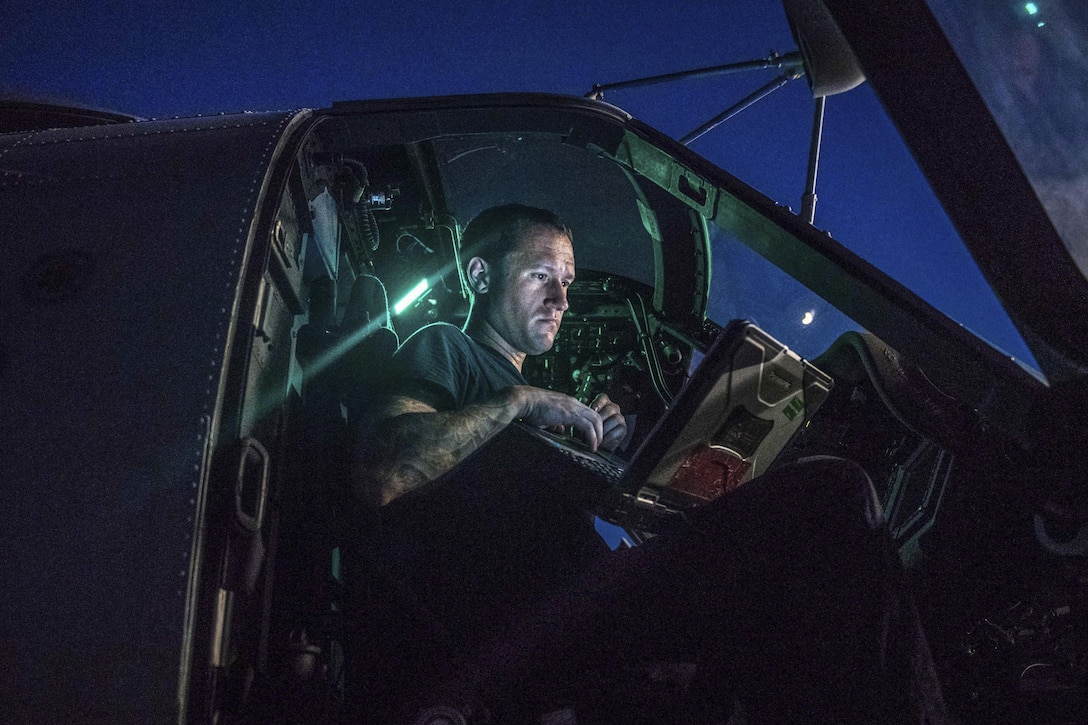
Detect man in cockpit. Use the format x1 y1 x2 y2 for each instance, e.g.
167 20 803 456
352 204 948 723
356 204 627 509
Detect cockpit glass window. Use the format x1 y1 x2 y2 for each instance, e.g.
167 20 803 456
811 84 1040 371
615 42 1042 374
928 0 1088 277
434 133 656 284
588 0 1058 374
707 224 856 360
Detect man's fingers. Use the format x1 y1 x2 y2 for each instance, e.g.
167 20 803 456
518 386 610 450
599 413 627 451
588 392 626 451
567 403 602 451
602 415 625 440
585 408 605 450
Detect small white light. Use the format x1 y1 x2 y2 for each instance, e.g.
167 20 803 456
801 310 815 326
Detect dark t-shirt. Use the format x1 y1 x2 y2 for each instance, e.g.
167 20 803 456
386 322 527 410
374 322 609 652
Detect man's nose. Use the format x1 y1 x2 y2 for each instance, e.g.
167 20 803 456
546 280 569 311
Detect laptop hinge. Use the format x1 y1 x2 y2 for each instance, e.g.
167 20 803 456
631 487 673 515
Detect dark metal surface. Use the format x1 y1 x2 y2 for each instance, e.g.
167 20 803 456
0 110 303 721
0 98 138 133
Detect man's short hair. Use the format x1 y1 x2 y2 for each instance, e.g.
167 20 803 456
460 204 572 270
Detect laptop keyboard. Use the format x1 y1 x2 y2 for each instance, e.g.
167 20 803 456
522 426 626 484
558 446 625 483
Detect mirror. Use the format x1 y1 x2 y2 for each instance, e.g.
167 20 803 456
781 0 866 97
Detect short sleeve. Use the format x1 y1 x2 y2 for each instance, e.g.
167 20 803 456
386 324 472 411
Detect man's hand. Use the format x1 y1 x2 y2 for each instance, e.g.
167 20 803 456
513 386 605 449
590 393 627 452
512 386 626 452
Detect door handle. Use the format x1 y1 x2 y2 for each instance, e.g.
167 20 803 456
234 436 269 532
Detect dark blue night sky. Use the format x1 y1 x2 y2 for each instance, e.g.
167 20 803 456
2 0 1035 367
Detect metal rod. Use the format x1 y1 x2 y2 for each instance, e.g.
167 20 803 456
680 73 798 146
801 95 826 224
586 51 804 99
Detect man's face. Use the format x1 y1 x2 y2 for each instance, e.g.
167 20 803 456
485 226 575 356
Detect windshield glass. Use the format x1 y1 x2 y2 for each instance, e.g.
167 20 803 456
597 0 1042 374
706 223 856 361
928 0 1088 278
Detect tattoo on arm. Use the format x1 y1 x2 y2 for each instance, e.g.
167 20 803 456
355 393 520 506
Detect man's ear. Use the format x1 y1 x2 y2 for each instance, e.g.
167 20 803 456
466 257 490 294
